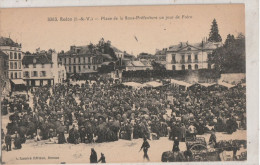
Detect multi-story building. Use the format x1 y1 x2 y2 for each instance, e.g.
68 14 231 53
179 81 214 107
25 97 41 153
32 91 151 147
0 50 9 79
22 50 66 86
0 51 10 96
58 45 104 75
0 37 23 79
166 41 222 71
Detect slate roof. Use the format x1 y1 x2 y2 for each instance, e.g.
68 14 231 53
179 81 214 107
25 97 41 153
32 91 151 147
0 37 21 47
22 52 52 65
110 46 123 53
168 41 221 52
0 50 8 57
58 45 103 57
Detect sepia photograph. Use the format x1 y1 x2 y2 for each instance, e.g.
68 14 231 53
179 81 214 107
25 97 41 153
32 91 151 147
0 4 251 164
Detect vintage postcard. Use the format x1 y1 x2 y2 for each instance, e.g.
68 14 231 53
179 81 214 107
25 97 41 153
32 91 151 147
0 4 253 164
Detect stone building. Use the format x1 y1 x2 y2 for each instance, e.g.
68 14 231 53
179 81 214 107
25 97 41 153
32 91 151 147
165 41 222 71
0 37 23 79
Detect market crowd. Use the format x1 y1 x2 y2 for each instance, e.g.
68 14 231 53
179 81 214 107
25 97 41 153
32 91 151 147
1 78 246 151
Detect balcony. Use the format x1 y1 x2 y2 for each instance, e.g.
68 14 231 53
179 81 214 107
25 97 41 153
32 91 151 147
180 59 185 64
194 59 199 63
187 59 192 63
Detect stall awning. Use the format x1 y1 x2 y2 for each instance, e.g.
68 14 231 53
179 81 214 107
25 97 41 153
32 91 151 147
11 79 26 85
170 79 192 88
144 81 163 88
218 82 235 89
122 82 144 88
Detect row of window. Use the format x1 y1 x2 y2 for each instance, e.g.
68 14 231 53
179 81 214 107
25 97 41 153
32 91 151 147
59 57 101 64
172 54 199 61
10 72 22 79
10 52 22 60
24 64 52 69
10 62 21 69
23 71 46 78
66 65 97 72
172 64 211 70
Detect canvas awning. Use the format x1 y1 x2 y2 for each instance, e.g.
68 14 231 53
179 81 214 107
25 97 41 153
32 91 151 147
170 79 192 88
144 81 163 88
11 79 25 85
122 82 144 88
199 83 216 87
218 82 235 89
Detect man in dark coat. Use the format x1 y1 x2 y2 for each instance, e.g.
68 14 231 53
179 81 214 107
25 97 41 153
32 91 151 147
140 137 150 161
209 131 217 147
5 133 12 151
67 125 79 144
79 127 86 143
172 137 180 152
14 132 22 149
58 132 66 144
98 153 106 163
90 148 98 163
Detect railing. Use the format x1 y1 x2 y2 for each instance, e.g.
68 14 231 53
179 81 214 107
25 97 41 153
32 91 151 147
180 59 185 64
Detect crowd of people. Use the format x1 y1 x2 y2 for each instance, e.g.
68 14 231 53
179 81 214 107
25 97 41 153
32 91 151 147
1 77 246 154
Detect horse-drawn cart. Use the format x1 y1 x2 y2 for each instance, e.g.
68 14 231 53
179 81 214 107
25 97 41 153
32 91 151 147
161 137 220 162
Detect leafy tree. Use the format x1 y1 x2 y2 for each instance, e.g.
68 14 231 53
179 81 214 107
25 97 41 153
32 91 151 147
208 19 222 42
210 33 245 73
151 61 166 70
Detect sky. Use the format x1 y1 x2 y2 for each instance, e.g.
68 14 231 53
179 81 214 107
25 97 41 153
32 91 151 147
0 4 245 55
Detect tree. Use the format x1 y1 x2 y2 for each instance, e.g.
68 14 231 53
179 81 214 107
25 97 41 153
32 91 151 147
208 19 222 42
209 33 245 73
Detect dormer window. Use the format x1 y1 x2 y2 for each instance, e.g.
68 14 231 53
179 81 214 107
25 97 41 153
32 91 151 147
33 58 37 64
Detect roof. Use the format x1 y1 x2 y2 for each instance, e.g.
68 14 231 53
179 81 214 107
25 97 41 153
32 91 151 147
0 37 21 47
168 41 221 52
22 53 52 65
59 45 102 57
131 61 145 67
0 50 8 57
110 46 123 53
102 54 113 60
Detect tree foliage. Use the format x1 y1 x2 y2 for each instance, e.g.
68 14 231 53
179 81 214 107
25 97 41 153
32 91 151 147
210 33 245 73
208 19 222 42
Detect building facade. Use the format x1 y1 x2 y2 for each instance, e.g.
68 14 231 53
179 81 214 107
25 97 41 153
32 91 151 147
0 37 23 79
0 51 9 79
58 45 103 75
0 51 10 96
166 41 221 71
22 50 66 86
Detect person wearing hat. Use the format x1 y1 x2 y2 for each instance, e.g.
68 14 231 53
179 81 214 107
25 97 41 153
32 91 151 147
5 133 12 151
90 148 98 163
98 153 106 163
172 137 180 152
209 130 217 148
139 137 150 161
